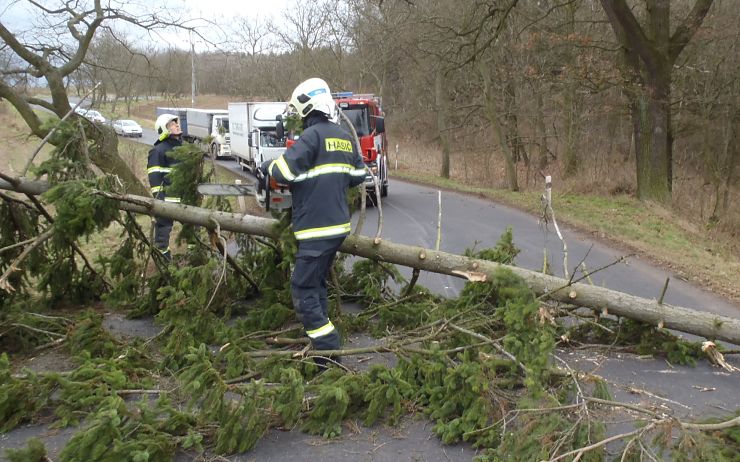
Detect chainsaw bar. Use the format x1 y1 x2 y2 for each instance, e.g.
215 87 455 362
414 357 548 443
197 183 256 196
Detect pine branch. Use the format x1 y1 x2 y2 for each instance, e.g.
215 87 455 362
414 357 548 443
0 228 54 292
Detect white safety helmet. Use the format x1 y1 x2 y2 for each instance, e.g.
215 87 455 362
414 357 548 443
155 113 179 141
288 78 337 121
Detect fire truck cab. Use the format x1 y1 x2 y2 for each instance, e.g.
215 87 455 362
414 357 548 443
332 92 389 201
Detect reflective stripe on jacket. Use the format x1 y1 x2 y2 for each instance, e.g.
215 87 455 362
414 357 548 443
147 137 182 202
267 114 366 241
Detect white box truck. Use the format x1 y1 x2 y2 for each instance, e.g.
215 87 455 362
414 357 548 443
155 107 231 158
186 108 231 158
228 102 287 172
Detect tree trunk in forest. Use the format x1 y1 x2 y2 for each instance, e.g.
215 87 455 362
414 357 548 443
436 69 451 179
562 0 580 178
478 60 518 191
563 83 580 177
600 0 714 203
630 72 673 202
3 176 739 344
504 80 527 166
535 90 550 171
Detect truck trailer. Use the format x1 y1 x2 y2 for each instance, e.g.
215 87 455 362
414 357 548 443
155 107 231 158
228 102 287 172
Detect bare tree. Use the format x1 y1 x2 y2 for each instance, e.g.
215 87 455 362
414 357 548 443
0 1 199 194
600 0 714 202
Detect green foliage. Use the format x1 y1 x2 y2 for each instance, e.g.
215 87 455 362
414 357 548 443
669 411 740 462
165 144 204 208
99 214 153 309
301 383 351 438
274 368 305 427
33 118 95 184
166 144 205 245
4 438 48 462
399 352 449 407
178 344 227 420
43 179 120 242
569 318 705 366
0 354 50 432
0 306 68 353
0 200 41 303
52 351 151 427
363 365 415 426
155 263 231 365
284 113 303 134
464 227 520 265
233 302 295 333
340 259 404 306
215 342 257 380
375 300 432 332
592 377 612 401
233 214 295 297
487 409 569 461
426 351 497 445
494 269 555 394
214 383 271 454
35 177 129 307
65 310 120 359
59 396 177 462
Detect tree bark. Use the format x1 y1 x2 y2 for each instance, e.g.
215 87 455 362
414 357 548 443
435 69 451 179
2 176 739 345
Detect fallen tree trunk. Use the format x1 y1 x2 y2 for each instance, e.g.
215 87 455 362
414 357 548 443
3 176 740 344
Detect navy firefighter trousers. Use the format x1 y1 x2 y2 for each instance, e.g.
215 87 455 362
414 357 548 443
291 237 344 366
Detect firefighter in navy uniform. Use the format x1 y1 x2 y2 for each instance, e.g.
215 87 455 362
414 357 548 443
147 113 183 260
260 78 366 367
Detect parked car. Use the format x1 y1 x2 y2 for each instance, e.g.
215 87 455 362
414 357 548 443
74 107 106 124
112 119 143 137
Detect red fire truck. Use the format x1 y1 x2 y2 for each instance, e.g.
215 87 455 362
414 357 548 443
265 92 389 209
332 92 389 201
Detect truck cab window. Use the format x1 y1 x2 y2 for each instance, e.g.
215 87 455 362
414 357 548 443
341 107 370 137
260 131 284 147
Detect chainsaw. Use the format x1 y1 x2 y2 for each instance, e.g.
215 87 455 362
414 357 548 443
197 171 292 212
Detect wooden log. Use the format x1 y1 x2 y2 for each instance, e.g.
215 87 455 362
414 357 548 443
2 176 739 344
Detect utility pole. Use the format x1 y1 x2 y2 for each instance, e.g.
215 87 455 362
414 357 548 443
190 30 196 106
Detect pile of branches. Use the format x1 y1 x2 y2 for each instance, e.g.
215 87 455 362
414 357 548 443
1 119 738 461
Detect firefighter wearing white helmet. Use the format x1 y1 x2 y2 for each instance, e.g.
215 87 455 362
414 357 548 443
287 77 338 122
260 78 366 368
147 113 183 260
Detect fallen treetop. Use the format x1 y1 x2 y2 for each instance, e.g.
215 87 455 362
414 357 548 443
3 176 740 345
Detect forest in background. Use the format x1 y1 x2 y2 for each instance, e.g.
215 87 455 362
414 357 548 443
39 0 738 240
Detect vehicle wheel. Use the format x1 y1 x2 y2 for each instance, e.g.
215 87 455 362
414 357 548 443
367 190 378 207
210 144 219 159
381 183 388 198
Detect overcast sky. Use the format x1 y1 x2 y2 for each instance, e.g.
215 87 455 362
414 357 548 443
0 0 290 52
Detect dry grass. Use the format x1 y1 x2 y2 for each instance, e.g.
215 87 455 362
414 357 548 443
0 103 55 175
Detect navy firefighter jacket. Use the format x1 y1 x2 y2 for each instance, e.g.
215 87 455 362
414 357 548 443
266 114 366 241
147 137 183 203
